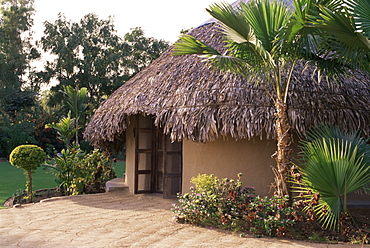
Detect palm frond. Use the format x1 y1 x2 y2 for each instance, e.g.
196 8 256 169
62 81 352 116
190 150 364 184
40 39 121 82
314 200 338 230
308 3 370 72
346 0 370 37
206 54 252 77
207 1 282 69
172 34 220 56
227 40 275 68
285 0 314 40
206 2 254 44
240 0 292 52
46 114 78 145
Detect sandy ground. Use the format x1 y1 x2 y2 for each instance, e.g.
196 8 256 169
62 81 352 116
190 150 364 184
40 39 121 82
0 192 363 248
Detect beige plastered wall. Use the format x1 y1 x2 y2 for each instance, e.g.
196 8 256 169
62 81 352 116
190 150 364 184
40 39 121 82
125 116 136 194
182 136 278 196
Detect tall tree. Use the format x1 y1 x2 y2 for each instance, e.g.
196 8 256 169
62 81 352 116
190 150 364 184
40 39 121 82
40 13 127 109
0 0 40 114
124 27 169 74
40 14 169 111
173 0 350 197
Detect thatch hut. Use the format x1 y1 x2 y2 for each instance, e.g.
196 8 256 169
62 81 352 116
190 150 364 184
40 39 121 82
84 18 370 198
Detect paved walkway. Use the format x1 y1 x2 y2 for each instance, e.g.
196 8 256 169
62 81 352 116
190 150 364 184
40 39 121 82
0 192 362 247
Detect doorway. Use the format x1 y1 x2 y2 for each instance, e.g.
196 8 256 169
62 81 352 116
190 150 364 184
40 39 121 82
134 115 182 198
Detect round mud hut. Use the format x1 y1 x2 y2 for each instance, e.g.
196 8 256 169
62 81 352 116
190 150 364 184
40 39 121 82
84 19 370 198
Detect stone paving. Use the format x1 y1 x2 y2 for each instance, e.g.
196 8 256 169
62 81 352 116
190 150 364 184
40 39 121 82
0 192 362 247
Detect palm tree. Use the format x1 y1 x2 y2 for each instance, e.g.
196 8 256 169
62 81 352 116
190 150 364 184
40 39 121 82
61 85 88 144
46 114 79 147
298 125 370 230
173 0 330 197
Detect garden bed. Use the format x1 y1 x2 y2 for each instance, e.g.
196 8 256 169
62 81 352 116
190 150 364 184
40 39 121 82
3 188 64 207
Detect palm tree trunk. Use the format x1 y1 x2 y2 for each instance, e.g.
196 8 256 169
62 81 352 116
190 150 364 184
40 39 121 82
272 98 292 198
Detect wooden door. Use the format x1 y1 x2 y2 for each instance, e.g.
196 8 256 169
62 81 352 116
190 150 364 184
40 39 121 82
134 115 182 197
159 129 182 199
134 115 155 194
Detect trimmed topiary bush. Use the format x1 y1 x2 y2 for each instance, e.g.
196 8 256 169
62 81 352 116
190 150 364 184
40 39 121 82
9 145 46 202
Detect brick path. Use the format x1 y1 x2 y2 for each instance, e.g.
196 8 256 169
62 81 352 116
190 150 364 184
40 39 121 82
0 193 360 247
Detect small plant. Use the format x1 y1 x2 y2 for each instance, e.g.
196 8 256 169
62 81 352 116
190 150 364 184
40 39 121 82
44 143 85 195
45 114 78 148
190 174 219 192
9 145 46 202
308 232 329 242
80 149 116 193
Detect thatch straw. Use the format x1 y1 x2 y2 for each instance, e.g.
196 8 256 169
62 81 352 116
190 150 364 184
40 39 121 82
84 22 370 151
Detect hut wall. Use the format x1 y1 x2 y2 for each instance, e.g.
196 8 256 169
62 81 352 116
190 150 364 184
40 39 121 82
182 137 278 196
126 118 303 197
126 117 136 194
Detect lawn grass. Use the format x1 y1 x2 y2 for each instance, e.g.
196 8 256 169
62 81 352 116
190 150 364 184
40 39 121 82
113 161 126 178
0 161 57 207
0 160 126 207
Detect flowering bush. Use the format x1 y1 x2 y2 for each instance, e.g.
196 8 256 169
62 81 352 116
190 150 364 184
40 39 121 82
174 174 369 242
173 173 295 237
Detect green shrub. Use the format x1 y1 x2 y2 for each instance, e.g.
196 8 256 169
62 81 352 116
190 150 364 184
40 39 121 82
44 144 85 195
190 174 219 192
9 145 46 202
80 149 116 194
0 111 63 157
2 120 36 155
44 144 116 195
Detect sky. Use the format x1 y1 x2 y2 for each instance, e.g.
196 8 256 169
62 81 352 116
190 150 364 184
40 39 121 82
32 0 233 43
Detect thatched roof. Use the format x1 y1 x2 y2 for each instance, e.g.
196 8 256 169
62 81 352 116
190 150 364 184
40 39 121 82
84 21 370 151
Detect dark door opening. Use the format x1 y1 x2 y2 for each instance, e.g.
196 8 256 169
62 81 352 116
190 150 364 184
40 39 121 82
134 115 182 198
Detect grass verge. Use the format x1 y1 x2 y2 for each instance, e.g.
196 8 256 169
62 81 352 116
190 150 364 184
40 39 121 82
0 160 126 207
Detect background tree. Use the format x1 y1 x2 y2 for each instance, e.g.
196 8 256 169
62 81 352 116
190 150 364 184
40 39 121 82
39 13 127 109
40 14 169 112
124 27 169 75
0 0 40 116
